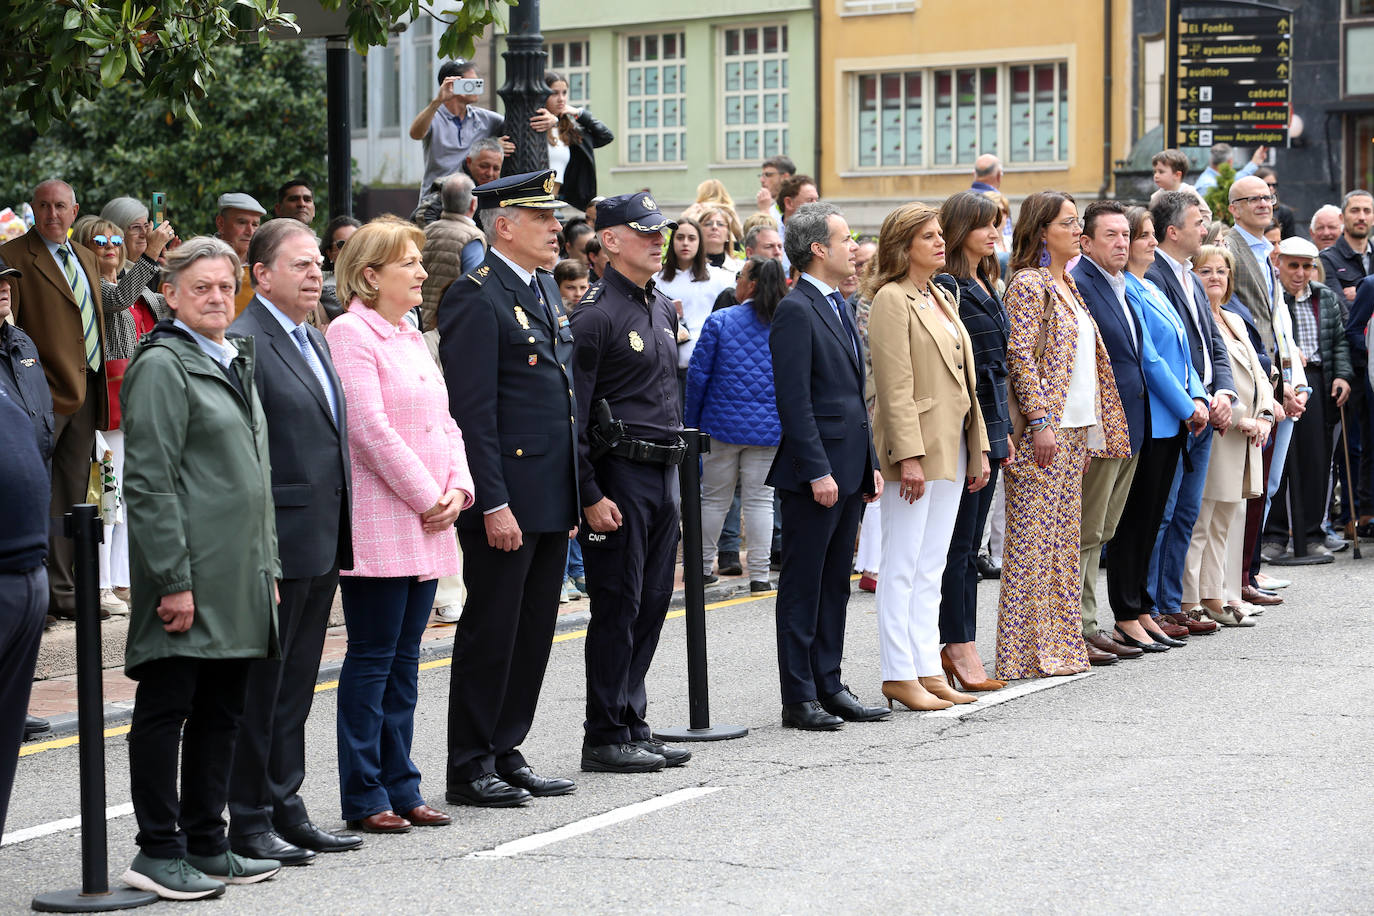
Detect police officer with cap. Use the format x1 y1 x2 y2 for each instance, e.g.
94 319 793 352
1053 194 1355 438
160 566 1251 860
572 191 693 773
438 170 581 806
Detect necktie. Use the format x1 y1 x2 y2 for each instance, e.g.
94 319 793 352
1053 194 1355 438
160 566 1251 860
291 325 338 426
828 292 858 359
58 246 100 371
529 276 556 326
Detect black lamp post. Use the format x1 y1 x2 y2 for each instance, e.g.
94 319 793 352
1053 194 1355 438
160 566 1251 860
498 0 550 175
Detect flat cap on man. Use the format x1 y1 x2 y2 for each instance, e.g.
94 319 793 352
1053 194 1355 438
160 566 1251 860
1276 236 1319 259
473 170 564 211
217 192 266 215
593 192 676 233
0 255 21 280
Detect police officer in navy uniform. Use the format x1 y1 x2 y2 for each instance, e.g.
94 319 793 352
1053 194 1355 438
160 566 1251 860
438 170 581 807
572 192 693 773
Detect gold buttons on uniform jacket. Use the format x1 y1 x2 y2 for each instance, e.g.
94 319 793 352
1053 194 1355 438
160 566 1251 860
515 448 524 457
528 336 536 343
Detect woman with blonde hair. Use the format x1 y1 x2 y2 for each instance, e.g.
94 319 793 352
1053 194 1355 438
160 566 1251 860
1183 243 1274 626
698 205 744 273
995 191 1130 680
866 202 991 711
327 215 474 833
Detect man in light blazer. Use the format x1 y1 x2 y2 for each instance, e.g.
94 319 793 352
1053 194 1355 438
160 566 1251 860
768 202 888 731
1 180 106 619
1144 191 1237 630
226 219 361 863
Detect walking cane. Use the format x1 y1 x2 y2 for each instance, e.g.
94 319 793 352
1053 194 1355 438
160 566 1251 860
1340 400 1362 560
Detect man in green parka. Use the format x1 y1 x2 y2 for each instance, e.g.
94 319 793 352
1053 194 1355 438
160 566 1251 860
119 236 284 901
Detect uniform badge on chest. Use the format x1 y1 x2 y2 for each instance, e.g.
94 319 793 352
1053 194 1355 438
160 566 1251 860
528 354 538 366
628 330 644 352
514 306 531 330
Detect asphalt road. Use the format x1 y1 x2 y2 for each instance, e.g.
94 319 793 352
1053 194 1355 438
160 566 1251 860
3 554 1371 914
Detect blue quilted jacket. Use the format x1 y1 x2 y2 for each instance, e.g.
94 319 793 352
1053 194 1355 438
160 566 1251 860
684 303 781 447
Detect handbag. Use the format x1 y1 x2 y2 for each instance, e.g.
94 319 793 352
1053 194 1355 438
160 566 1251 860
101 357 130 431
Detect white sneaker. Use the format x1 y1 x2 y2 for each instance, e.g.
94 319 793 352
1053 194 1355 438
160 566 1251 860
559 581 572 603
100 589 129 616
433 605 461 623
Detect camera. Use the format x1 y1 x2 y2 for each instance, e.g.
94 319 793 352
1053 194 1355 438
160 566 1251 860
449 77 484 95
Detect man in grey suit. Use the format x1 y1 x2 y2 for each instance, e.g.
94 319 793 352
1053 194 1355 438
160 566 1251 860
225 219 361 863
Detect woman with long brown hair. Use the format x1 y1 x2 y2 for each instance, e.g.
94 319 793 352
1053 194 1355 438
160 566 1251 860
936 191 1012 691
538 70 614 211
995 191 1130 680
866 203 990 711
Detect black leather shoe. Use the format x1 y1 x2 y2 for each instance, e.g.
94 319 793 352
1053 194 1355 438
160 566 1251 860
230 830 315 866
781 700 844 731
974 555 1002 579
499 766 577 797
445 773 531 807
581 742 666 773
278 821 363 853
1113 627 1169 653
632 737 691 767
819 686 891 722
24 715 51 739
1147 630 1187 648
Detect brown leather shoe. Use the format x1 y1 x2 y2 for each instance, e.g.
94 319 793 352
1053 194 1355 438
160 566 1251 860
1241 584 1283 606
345 811 411 833
1085 642 1119 666
404 805 451 827
1085 631 1143 658
1156 618 1190 639
1166 611 1218 635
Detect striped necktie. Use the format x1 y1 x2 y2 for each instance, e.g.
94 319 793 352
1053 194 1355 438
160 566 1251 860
291 325 339 426
58 245 100 371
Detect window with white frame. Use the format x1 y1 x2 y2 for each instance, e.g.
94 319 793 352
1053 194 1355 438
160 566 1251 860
623 31 686 164
412 18 434 115
854 61 1069 169
379 44 400 130
721 24 789 162
349 51 368 131
546 39 591 108
841 0 917 14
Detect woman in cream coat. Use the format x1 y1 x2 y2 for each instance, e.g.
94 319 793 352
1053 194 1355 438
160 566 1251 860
1182 244 1275 626
867 203 991 712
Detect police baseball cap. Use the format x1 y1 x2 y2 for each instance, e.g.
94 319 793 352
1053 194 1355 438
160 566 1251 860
473 170 564 210
0 255 20 280
594 191 677 233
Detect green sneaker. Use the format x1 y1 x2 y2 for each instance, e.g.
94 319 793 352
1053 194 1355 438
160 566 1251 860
122 852 226 900
184 849 281 885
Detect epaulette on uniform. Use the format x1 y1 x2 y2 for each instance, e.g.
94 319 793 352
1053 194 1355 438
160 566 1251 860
579 281 606 306
466 264 491 286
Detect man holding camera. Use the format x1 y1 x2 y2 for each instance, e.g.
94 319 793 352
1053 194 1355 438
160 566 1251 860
410 60 514 202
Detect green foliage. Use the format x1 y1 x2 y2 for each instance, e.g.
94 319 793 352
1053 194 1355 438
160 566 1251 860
1204 162 1237 225
0 0 513 134
0 42 332 234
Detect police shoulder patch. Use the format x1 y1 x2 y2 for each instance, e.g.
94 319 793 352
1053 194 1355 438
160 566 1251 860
579 282 606 306
465 264 491 286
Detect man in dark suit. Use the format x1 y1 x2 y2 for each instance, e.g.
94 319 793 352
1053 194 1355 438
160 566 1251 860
1144 191 1237 630
438 170 580 805
769 201 888 731
225 218 361 862
1075 202 1213 658
0 180 106 618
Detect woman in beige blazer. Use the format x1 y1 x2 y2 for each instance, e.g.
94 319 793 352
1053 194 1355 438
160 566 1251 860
867 203 990 712
1182 244 1275 626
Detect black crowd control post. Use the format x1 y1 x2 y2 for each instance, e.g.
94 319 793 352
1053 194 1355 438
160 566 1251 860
1269 431 1331 567
33 506 158 913
654 430 749 743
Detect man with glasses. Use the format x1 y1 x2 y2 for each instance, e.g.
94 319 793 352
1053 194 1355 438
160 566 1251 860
1255 167 1295 239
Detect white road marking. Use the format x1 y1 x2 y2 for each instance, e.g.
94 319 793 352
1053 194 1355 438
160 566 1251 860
2 802 134 848
925 670 1095 718
467 786 722 859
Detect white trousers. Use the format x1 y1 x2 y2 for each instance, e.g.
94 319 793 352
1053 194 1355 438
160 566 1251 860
98 429 129 589
699 441 777 581
433 529 466 608
853 496 882 574
876 444 966 680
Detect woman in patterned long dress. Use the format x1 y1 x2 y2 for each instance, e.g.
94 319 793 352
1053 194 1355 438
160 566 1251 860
995 192 1130 680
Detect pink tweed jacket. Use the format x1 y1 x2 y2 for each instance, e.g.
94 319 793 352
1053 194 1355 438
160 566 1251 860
327 300 474 580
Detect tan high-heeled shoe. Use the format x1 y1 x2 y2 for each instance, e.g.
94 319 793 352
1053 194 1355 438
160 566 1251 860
920 675 976 704
940 647 1006 692
881 679 953 711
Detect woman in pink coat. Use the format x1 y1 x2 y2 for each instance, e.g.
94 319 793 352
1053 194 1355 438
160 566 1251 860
326 217 474 834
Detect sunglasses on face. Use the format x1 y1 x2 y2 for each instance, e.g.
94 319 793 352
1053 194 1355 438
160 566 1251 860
330 238 347 250
92 235 123 247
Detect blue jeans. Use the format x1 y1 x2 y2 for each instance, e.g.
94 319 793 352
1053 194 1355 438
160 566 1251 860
336 575 437 821
565 538 584 580
1148 427 1213 615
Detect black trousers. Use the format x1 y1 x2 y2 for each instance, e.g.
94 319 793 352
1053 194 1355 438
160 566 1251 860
1266 365 1331 546
227 570 337 837
447 527 565 781
48 381 98 613
129 657 251 859
939 464 1000 644
0 566 47 838
581 458 680 745
775 486 865 705
1106 431 1185 622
